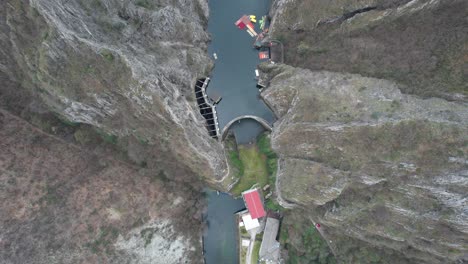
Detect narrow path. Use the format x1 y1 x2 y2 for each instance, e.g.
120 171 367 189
245 231 256 264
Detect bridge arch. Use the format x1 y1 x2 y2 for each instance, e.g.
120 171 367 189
221 115 273 141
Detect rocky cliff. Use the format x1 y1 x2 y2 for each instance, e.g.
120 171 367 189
1 0 226 181
261 63 467 263
269 0 467 101
0 0 223 263
266 1 467 262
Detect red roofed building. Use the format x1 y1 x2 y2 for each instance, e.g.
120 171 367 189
259 51 270 59
242 189 266 219
235 17 246 30
235 15 255 31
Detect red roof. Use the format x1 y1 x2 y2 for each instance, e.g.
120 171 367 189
235 15 254 30
259 51 269 59
242 189 265 219
235 19 246 29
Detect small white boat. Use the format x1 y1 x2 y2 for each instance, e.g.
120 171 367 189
255 69 259 78
217 190 220 195
213 53 218 60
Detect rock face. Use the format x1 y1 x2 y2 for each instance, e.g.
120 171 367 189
261 63 467 263
0 0 226 181
0 0 223 263
269 0 467 100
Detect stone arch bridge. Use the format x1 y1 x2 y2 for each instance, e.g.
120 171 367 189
221 115 273 141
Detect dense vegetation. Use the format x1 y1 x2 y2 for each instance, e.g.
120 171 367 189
280 213 336 264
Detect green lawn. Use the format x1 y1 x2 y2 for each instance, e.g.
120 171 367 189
257 133 278 180
252 240 262 264
231 144 269 196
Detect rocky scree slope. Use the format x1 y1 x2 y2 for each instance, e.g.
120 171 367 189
261 63 467 263
0 0 226 181
269 0 467 101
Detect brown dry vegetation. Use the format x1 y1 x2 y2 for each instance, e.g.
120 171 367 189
0 109 205 263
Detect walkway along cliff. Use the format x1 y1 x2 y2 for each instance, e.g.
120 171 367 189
194 78 221 139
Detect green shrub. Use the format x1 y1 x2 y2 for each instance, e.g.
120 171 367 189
97 129 118 144
228 150 244 176
265 199 282 211
135 0 152 8
297 42 311 55
100 49 115 62
371 111 381 120
257 133 278 180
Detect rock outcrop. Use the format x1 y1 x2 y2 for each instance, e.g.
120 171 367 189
261 63 467 263
0 0 223 263
269 0 467 101
0 0 226 181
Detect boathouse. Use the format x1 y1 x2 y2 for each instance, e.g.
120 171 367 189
242 189 266 219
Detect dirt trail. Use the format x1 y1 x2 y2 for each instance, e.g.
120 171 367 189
245 232 256 264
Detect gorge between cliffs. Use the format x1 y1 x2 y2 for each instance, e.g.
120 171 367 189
0 0 467 264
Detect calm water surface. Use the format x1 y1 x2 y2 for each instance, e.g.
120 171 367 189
203 1 273 262
203 190 245 264
207 0 274 144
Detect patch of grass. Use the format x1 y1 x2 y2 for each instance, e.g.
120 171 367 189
231 145 269 196
258 133 278 177
228 150 244 177
280 226 289 244
229 133 279 198
255 233 263 241
265 199 282 211
240 226 248 237
252 241 261 264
